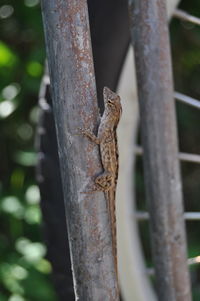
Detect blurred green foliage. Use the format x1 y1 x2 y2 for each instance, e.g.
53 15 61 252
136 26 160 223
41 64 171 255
0 0 56 300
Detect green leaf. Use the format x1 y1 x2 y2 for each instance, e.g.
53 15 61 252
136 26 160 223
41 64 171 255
24 0 39 7
15 238 46 264
0 41 17 67
24 206 41 224
26 61 43 77
35 259 52 274
0 99 18 119
13 151 37 166
8 295 25 301
1 196 24 218
25 185 40 204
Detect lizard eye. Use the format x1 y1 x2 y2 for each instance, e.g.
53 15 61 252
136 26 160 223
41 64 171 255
108 99 114 106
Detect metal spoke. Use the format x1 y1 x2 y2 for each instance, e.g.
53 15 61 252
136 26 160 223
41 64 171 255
147 256 200 276
134 145 200 164
174 9 200 26
175 92 200 110
136 211 200 221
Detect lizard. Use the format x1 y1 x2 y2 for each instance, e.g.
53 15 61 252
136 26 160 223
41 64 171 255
80 86 122 275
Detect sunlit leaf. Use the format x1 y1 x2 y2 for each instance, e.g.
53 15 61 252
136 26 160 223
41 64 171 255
8 295 25 301
24 0 39 7
24 206 41 224
1 196 24 218
15 238 46 264
0 5 14 19
0 99 17 119
15 238 30 254
0 41 17 67
4 278 24 295
0 263 24 294
26 61 43 77
17 123 33 141
13 151 37 166
10 265 28 280
29 106 40 124
25 185 40 204
23 243 46 263
1 83 21 100
35 259 52 274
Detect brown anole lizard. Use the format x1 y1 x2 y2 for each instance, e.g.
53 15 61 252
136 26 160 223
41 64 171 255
80 87 122 274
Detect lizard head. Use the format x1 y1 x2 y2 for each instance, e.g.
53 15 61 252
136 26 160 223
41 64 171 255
103 87 122 119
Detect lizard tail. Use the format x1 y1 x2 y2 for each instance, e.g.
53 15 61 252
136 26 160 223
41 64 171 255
106 190 118 276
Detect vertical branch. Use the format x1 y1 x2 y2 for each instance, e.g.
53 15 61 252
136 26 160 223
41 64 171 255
128 1 191 300
40 0 119 300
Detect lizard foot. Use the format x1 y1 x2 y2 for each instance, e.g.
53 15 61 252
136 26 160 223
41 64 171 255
95 172 114 191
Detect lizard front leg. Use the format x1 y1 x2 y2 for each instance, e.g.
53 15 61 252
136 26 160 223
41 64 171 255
80 129 114 192
79 129 100 145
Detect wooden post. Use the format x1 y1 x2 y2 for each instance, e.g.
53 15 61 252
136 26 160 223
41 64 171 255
128 0 192 300
40 1 119 300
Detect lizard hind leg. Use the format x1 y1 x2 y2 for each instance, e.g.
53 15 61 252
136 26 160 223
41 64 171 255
81 172 114 194
95 171 114 192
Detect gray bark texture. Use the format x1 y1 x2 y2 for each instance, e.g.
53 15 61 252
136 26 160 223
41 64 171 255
40 1 119 300
128 0 192 300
